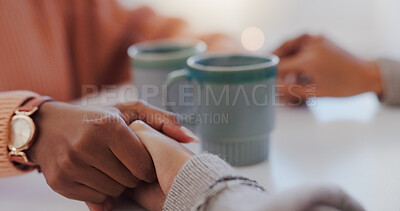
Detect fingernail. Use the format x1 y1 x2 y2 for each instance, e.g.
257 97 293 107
181 126 200 143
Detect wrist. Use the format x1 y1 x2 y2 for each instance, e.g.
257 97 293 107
25 101 56 165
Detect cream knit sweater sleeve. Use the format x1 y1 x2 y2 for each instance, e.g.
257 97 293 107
163 154 268 211
163 154 366 211
0 91 39 177
378 59 400 105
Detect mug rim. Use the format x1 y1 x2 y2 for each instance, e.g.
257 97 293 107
128 38 207 62
187 53 279 72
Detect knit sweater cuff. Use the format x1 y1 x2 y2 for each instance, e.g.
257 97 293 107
378 58 400 105
163 153 237 211
0 90 39 177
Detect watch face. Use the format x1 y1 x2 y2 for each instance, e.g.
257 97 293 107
9 115 35 150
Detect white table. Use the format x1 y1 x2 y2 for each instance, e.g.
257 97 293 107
1 93 399 211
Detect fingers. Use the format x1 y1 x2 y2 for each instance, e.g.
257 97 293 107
278 55 307 75
275 35 315 77
77 166 125 197
129 120 194 158
125 183 166 211
277 77 308 106
274 34 311 58
65 184 107 204
117 101 199 143
108 123 156 183
90 149 141 188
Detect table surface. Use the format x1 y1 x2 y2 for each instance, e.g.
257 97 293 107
1 93 399 211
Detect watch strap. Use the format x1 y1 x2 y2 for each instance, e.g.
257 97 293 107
9 151 37 168
16 96 53 115
10 96 53 167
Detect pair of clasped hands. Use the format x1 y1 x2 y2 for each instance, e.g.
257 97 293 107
26 100 195 211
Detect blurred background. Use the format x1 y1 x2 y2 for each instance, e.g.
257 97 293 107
120 0 400 59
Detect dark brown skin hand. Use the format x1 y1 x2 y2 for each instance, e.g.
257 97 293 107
274 34 383 105
26 100 197 205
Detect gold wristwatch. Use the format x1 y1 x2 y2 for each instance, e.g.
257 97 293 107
8 96 52 168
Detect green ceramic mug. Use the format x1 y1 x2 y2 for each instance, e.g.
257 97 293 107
128 38 207 109
164 54 279 166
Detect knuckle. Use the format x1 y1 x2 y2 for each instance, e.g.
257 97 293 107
71 135 90 154
58 155 75 170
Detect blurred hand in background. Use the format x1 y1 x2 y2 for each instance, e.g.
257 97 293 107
274 34 383 105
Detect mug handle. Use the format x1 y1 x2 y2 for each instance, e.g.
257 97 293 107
163 69 194 123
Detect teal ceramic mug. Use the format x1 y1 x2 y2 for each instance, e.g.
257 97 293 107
128 38 207 109
164 54 279 166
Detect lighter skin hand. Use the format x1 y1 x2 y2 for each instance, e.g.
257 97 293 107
121 120 195 211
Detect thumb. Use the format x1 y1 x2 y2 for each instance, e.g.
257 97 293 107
117 101 199 143
129 120 193 194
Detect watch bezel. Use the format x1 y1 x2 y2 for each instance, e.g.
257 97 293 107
8 114 37 151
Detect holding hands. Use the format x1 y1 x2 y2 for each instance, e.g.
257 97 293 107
25 100 196 204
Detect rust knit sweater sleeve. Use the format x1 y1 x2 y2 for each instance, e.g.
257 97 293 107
0 91 39 177
0 0 187 177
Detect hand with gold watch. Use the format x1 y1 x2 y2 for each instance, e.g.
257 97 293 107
6 98 198 205
8 96 53 169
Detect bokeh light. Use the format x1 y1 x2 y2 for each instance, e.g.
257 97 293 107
241 26 265 51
